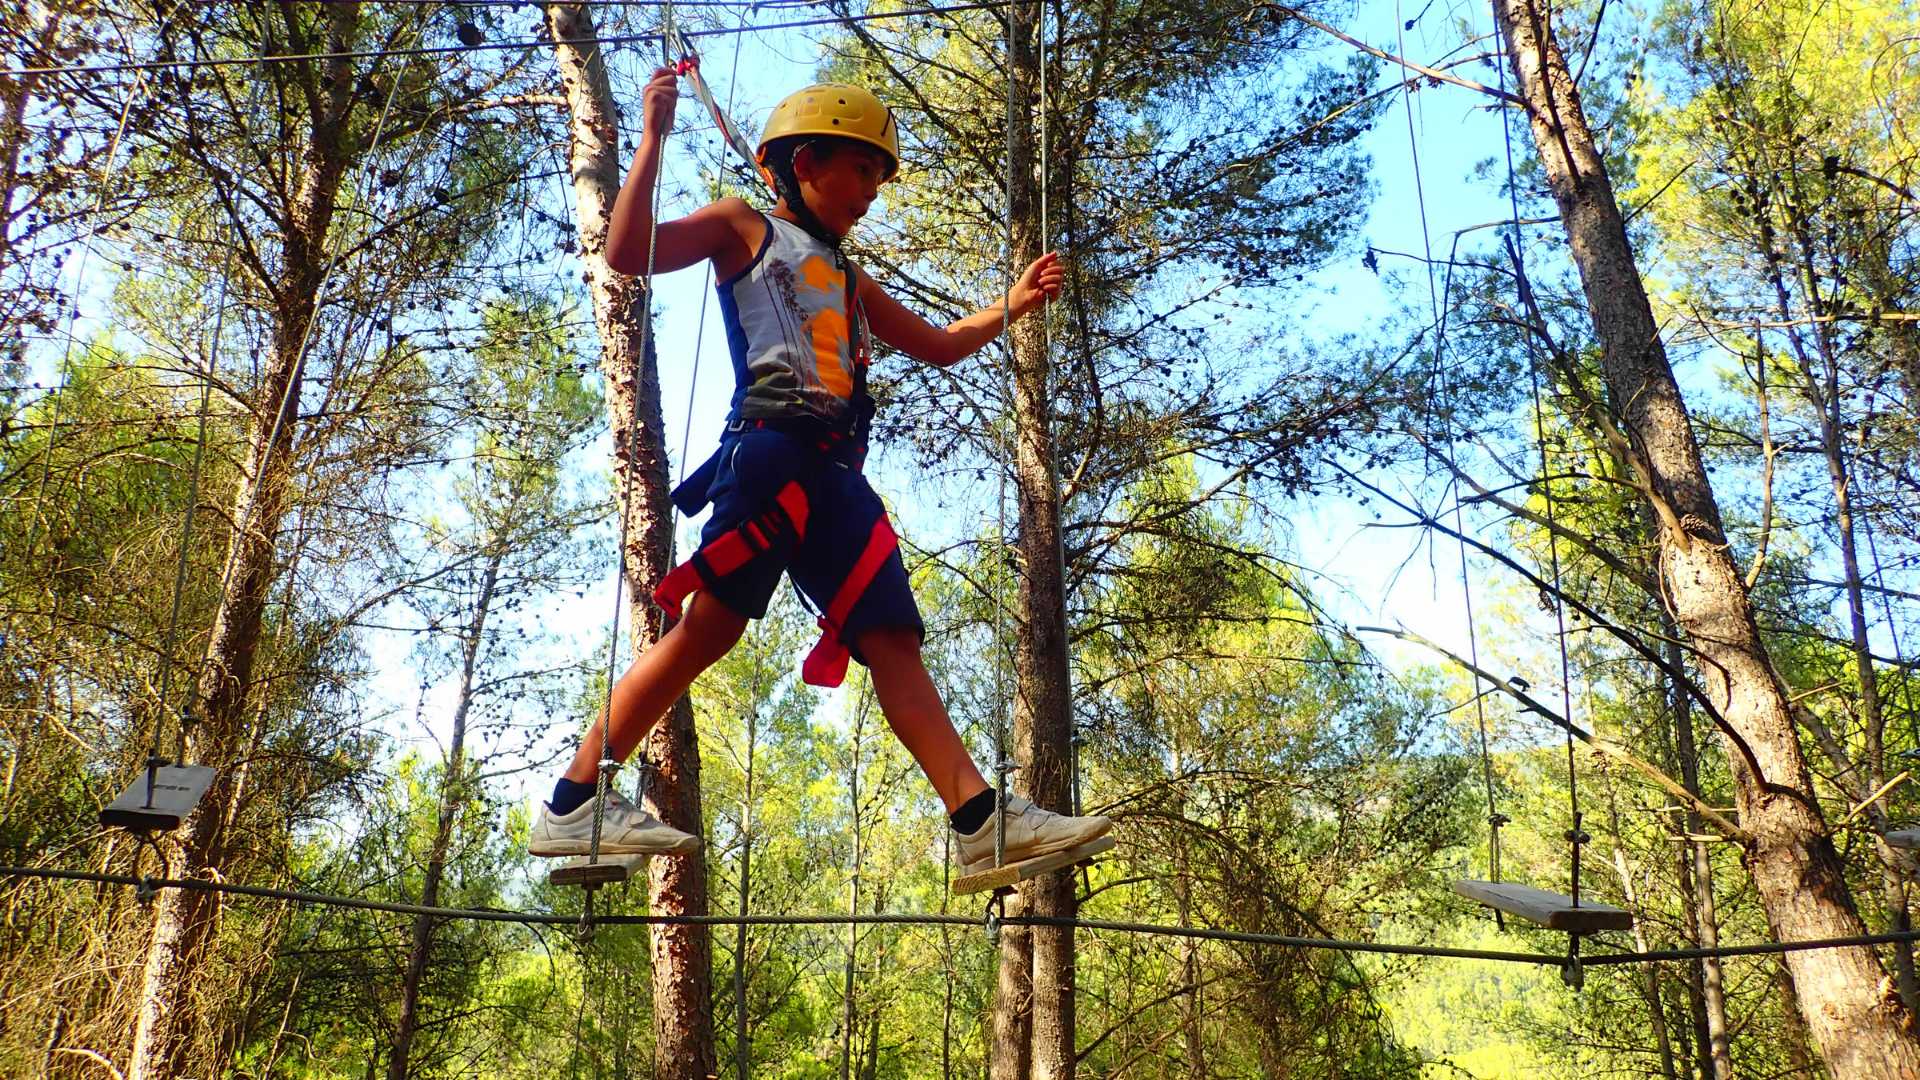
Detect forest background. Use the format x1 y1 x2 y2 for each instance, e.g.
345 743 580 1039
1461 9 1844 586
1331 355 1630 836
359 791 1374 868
2 0 1916 1077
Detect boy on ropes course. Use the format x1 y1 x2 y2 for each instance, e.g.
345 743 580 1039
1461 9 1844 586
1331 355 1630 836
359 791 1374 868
530 70 1113 878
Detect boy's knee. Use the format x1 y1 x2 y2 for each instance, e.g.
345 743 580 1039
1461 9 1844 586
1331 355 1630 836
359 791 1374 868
679 592 749 659
854 626 923 667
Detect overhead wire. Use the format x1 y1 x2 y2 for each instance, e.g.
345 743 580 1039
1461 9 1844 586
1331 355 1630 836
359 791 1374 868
0 1 1022 80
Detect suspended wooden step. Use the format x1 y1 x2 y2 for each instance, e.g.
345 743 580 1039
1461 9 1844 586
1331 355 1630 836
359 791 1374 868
99 763 217 831
1453 880 1633 934
952 835 1116 896
1884 828 1920 850
548 853 647 888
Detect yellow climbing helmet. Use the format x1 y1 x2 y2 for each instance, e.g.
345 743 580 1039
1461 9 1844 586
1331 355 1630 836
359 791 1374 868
756 83 900 182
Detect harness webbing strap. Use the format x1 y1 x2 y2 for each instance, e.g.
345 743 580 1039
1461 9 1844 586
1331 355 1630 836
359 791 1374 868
800 514 899 688
653 479 811 619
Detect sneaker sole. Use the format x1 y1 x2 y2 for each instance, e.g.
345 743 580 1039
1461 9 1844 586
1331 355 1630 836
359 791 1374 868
954 834 1116 894
959 824 1111 878
530 836 702 857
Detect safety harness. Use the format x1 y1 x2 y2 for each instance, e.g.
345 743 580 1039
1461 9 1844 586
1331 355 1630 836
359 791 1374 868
654 263 894 688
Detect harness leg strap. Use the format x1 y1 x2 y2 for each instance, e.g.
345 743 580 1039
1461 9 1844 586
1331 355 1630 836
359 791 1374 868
654 480 811 619
801 515 899 688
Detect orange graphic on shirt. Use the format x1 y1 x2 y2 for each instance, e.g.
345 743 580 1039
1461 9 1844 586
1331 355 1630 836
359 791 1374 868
797 255 852 397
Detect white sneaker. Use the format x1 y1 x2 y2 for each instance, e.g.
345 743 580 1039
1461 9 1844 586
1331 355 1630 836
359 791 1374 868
956 795 1111 876
529 789 701 857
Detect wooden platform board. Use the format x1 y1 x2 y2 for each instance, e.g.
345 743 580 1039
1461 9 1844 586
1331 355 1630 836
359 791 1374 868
1885 828 1920 850
548 854 646 888
99 765 217 831
952 835 1115 896
1453 879 1633 934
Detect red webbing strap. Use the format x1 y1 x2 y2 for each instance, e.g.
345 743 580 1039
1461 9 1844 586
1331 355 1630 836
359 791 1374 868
800 514 899 688
653 480 810 619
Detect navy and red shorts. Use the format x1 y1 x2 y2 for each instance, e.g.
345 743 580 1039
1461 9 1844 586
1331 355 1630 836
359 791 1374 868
681 426 923 665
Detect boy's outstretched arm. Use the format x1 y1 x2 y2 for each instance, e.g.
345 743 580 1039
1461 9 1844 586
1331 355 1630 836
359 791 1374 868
860 252 1065 368
605 67 754 277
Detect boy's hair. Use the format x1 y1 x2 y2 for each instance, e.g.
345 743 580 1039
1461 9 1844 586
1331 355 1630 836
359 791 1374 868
761 134 878 248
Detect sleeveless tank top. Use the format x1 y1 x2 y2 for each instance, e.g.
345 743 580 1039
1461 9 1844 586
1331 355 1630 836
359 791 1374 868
715 214 870 429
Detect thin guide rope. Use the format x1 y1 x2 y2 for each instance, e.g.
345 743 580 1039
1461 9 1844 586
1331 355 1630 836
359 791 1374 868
10 864 1918 970
1394 0 1504 893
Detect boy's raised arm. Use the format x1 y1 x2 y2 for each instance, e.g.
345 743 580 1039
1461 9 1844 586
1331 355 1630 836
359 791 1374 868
605 67 748 277
859 252 1065 368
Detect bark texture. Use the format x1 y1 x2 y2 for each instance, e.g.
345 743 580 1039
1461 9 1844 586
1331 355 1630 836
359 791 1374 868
547 5 716 1077
998 1 1079 1076
127 8 362 1076
1492 2 1920 1074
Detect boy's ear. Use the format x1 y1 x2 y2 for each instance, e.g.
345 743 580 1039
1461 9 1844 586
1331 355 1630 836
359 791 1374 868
790 142 820 182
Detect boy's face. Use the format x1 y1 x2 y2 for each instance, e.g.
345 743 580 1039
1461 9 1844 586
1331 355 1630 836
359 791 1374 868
792 142 890 237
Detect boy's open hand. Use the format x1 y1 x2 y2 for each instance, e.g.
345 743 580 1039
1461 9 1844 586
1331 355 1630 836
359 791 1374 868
642 66 679 139
1012 251 1066 316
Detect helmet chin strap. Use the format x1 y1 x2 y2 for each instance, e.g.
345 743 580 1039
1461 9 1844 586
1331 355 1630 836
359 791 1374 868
767 139 845 253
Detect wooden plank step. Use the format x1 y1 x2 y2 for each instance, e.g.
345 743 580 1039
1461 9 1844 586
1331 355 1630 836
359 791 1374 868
1453 879 1633 934
548 854 646 888
1884 828 1920 850
951 835 1115 896
99 765 217 831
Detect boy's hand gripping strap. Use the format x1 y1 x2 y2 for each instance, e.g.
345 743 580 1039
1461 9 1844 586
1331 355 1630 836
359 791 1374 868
652 480 811 619
799 514 899 688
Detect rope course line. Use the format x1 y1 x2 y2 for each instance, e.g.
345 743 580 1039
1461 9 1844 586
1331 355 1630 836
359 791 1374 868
581 0 681 875
0 2 1021 80
1492 0 1601 941
1391 0 1510 908
9 864 1919 970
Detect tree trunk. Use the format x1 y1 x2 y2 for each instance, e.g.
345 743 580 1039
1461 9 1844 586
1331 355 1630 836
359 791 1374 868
1773 958 1824 1078
127 9 361 1077
733 707 756 1080
0 8 56 281
1667 632 1733 1080
1774 226 1920 1014
1000 0 1078 1076
388 551 500 1079
1176 840 1205 1079
841 715 863 1080
546 6 715 1078
1492 2 1920 1073
1604 811 1676 1080
990 894 1033 1080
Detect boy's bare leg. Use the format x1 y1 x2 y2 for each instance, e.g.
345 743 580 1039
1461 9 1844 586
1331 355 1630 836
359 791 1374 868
857 627 990 812
562 590 748 784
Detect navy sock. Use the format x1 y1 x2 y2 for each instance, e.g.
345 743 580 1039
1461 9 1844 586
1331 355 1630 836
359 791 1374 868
950 789 997 835
550 777 597 816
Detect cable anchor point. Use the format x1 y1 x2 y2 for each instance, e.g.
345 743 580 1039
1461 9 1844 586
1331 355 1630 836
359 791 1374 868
575 890 599 948
983 890 1005 947
1560 936 1586 990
